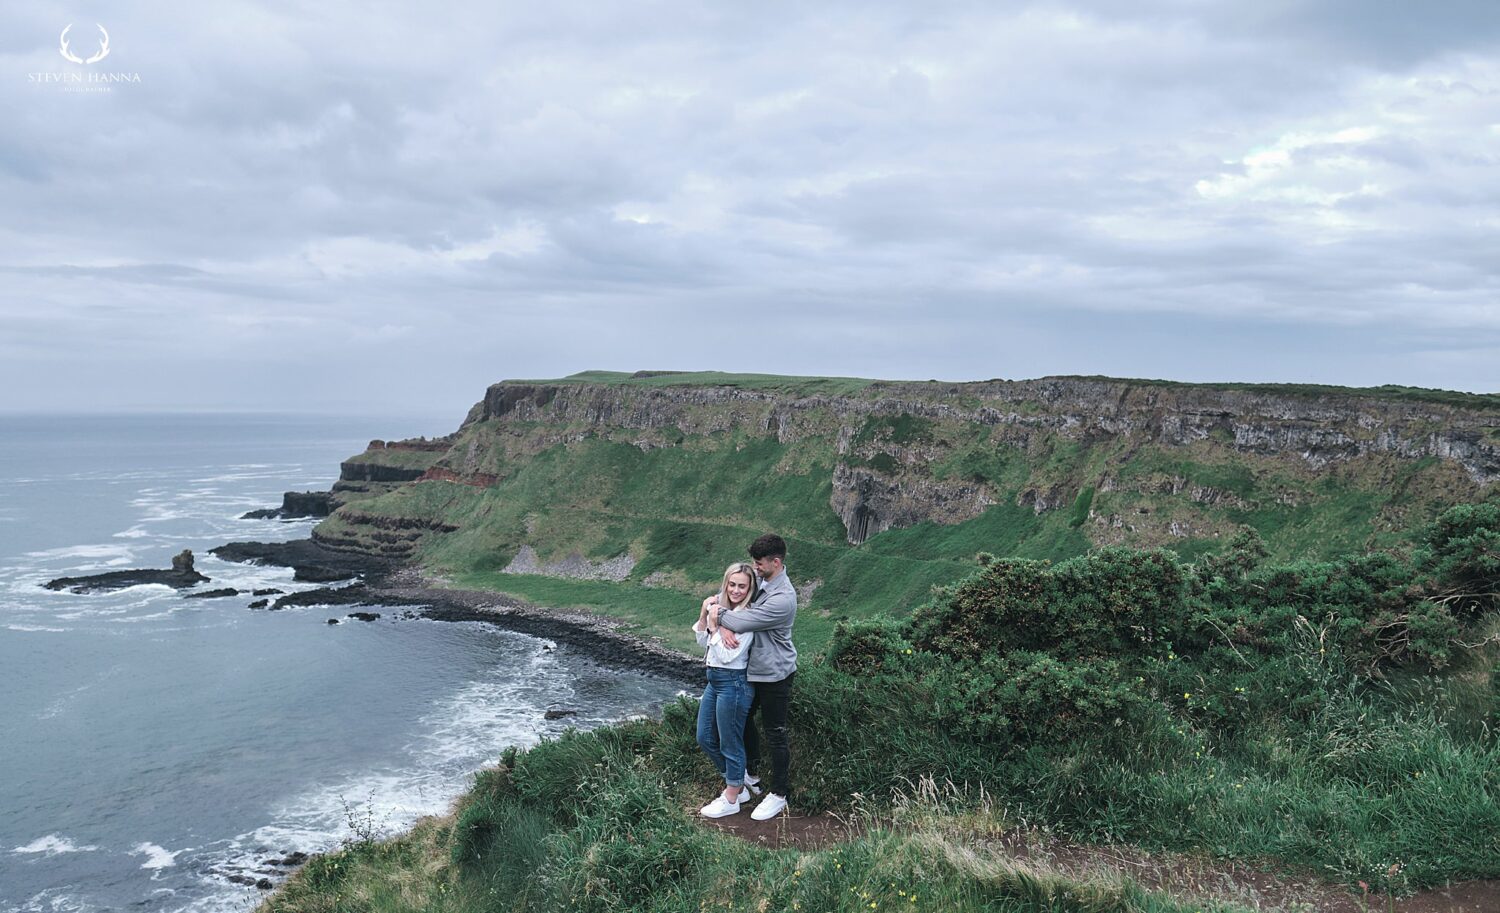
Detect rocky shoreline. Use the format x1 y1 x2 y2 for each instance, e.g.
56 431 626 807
44 535 703 684
208 538 704 684
375 567 703 684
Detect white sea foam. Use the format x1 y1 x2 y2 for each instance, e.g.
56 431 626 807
11 835 100 856
105 609 181 624
165 885 259 913
22 544 136 562
200 642 568 889
10 887 94 913
132 842 182 869
6 624 69 633
38 681 97 719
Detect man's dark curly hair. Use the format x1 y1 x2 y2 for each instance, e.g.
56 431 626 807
747 533 787 561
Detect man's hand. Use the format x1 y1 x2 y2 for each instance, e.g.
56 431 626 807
720 628 739 649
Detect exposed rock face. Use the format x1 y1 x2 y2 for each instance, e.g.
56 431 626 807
338 461 428 483
445 377 1500 544
503 546 636 581
302 375 1499 561
830 464 994 544
310 511 458 560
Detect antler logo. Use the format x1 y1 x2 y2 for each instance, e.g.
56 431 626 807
59 23 110 65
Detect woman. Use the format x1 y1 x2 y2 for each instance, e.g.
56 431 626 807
693 562 758 818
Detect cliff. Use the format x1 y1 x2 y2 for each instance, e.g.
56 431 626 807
305 371 1500 618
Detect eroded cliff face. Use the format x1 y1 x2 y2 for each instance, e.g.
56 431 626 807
437 377 1499 546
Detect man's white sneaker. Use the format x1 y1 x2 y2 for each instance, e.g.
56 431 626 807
699 795 741 818
743 773 763 795
750 792 788 821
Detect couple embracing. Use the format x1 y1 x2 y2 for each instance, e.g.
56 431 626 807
691 533 796 821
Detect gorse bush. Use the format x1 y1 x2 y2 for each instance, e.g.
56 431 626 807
1420 500 1500 623
827 503 1500 751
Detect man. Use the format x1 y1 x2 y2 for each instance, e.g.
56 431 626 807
705 533 797 820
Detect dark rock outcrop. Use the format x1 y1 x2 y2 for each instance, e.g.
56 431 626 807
241 491 339 521
184 587 240 599
45 549 210 594
211 540 388 581
294 566 356 583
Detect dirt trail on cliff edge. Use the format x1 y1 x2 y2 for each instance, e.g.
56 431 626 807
699 808 1497 913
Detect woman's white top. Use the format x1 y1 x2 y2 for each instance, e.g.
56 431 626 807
693 613 754 670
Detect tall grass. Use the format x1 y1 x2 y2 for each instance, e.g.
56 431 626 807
265 721 1260 913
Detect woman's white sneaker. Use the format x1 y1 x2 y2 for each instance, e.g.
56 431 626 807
699 795 741 818
750 792 787 820
743 773 763 795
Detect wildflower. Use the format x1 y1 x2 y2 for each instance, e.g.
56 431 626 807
1183 692 1192 699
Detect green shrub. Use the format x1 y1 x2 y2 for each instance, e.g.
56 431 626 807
826 616 912 675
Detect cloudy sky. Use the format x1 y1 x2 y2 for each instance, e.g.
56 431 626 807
4 1 1499 415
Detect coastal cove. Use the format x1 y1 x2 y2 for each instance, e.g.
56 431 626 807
0 415 687 913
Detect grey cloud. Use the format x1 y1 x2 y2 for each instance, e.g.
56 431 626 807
2 0 1498 412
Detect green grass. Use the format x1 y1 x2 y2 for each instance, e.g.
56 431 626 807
1113 452 1260 501
506 370 880 396
510 370 1500 411
267 507 1500 913
860 500 1091 564
451 571 722 654
262 719 1267 913
260 659 1500 913
1053 375 1500 411
1227 478 1387 558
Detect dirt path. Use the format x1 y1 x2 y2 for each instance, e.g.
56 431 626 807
695 809 1498 913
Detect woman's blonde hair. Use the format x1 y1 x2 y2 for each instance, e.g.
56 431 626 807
719 562 759 609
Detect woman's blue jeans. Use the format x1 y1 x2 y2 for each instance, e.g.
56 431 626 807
696 667 753 787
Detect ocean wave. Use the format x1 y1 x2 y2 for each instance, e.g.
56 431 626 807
8 887 94 913
22 544 136 562
6 624 70 633
132 843 182 870
11 835 100 856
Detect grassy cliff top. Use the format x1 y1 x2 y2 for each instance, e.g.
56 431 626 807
503 370 880 396
504 370 1500 410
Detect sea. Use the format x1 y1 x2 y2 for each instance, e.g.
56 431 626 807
0 414 686 913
